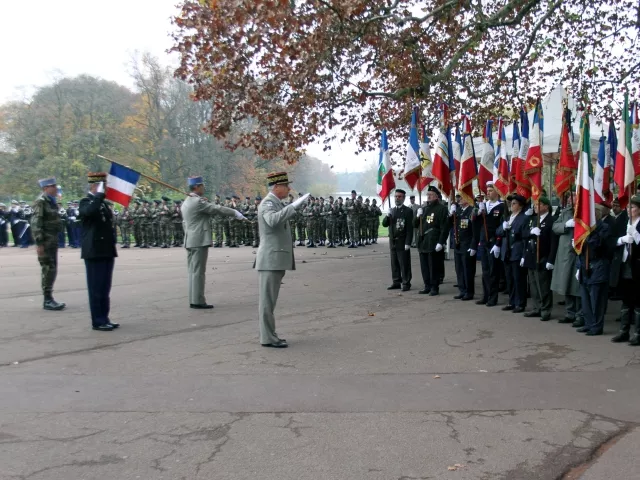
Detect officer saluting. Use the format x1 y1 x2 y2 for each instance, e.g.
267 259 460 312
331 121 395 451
383 188 413 291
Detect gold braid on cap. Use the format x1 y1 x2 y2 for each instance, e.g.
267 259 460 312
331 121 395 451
87 172 107 183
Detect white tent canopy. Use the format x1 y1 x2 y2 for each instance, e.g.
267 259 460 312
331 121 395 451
472 85 604 160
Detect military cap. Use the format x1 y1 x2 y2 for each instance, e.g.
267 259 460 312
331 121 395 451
87 172 107 184
11 200 18 205
329 196 334 199
338 196 343 200
66 201 72 205
215 194 220 198
427 185 440 195
188 176 204 187
161 196 171 202
225 196 231 200
365 198 370 203
232 195 240 200
409 195 416 199
511 194 527 206
143 199 150 204
630 194 640 208
266 171 291 186
153 199 161 204
486 180 495 188
357 195 363 200
38 177 57 188
19 201 26 205
538 196 551 207
396 188 406 195
351 190 357 194
298 192 304 196
175 200 182 205
320 197 324 200
245 196 250 200
256 195 262 201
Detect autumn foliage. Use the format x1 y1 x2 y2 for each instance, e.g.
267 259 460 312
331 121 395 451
171 0 640 162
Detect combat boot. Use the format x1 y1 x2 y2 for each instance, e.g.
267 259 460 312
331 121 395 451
307 242 316 248
611 305 631 343
43 297 66 311
629 309 640 346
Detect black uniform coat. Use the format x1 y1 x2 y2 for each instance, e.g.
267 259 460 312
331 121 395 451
413 201 450 253
496 211 528 262
79 192 118 260
522 212 554 270
383 204 414 249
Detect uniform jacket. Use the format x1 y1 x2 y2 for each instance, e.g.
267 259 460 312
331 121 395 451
413 200 450 253
255 192 296 271
496 211 528 262
549 207 580 296
31 193 62 246
181 194 236 248
522 212 554 270
382 204 414 249
576 219 616 285
452 205 479 252
610 210 629 287
79 192 118 260
478 200 505 248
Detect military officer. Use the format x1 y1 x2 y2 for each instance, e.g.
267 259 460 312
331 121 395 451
414 186 450 295
255 172 310 348
346 190 360 247
451 194 478 300
476 182 505 307
182 176 246 309
383 188 414 291
32 177 66 311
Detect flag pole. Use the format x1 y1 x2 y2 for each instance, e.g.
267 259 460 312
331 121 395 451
97 154 191 197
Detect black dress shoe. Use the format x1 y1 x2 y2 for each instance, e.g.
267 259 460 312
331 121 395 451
576 326 589 333
107 322 120 329
453 294 464 300
540 315 551 322
93 324 114 331
572 319 585 328
401 286 411 292
486 301 497 307
585 330 602 336
419 289 431 294
387 284 401 290
476 299 487 305
261 340 288 348
502 305 514 311
461 296 473 301
190 304 214 309
512 307 525 313
611 332 630 343
429 289 439 296
558 317 573 324
523 311 541 318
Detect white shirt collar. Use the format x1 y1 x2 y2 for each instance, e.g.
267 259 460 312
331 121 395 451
540 212 549 222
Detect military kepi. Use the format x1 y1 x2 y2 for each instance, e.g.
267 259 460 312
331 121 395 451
188 176 204 187
267 171 290 186
38 177 57 188
87 172 107 183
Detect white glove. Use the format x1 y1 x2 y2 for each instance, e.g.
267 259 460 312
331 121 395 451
291 193 311 209
69 216 76 221
545 262 554 271
627 224 635 236
520 258 525 267
617 235 633 246
525 208 533 216
449 204 457 215
565 218 575 228
435 243 443 252
468 248 476 256
575 269 580 281
96 181 104 194
490 245 500 258
631 229 640 244
478 202 486 212
530 227 541 236
417 208 423 216
404 244 410 251
234 210 247 221
502 221 510 230
572 239 575 248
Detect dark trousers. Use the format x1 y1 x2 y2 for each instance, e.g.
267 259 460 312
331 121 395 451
419 252 442 291
57 231 66 247
84 258 115 327
528 268 553 315
481 246 501 303
454 250 476 297
0 225 7 246
390 245 412 287
509 260 528 308
580 282 608 334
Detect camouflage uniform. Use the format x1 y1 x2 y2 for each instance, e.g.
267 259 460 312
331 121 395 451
304 199 317 247
31 191 65 309
132 202 142 247
249 198 261 247
370 200 382 243
345 196 360 247
228 196 241 247
151 200 161 246
140 201 151 248
295 195 306 245
212 197 223 247
172 201 184 246
325 198 337 247
120 207 132 247
359 198 370 244
159 197 172 248
223 198 232 246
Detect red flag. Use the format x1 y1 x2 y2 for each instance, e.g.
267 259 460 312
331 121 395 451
494 118 510 198
457 115 477 205
554 107 576 197
524 100 544 201
615 93 634 209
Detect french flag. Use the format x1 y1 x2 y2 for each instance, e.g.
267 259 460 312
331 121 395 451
106 163 141 207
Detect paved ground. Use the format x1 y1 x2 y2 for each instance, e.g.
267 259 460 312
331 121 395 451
1 241 638 480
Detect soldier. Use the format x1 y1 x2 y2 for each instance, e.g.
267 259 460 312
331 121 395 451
451 194 478 300
32 177 66 311
371 199 382 244
317 197 326 246
10 200 30 248
57 204 67 248
243 196 253 246
131 200 142 247
64 201 74 247
476 182 505 307
304 196 317 247
158 196 171 248
383 189 413 291
173 200 184 247
346 190 360 248
22 201 34 246
521 196 555 321
288 194 298 244
295 193 306 246
337 197 347 245
414 186 450 295
409 195 420 247
324 196 336 248
223 196 232 246
151 200 161 247
359 196 369 245
250 196 261 247
0 203 8 247
120 206 132 248
140 199 151 248
71 200 82 248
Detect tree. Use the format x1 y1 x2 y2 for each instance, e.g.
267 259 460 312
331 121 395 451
171 0 640 164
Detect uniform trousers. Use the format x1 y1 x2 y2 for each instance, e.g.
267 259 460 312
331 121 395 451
258 270 286 344
566 295 583 321
508 260 528 308
84 258 114 327
187 247 209 305
38 242 58 298
580 282 608 334
390 243 412 287
0 224 7 246
420 251 443 291
454 250 476 297
480 247 501 304
528 268 553 316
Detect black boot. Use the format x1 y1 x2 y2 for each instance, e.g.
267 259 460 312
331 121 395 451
307 243 316 248
612 305 631 343
629 309 640 346
43 297 66 311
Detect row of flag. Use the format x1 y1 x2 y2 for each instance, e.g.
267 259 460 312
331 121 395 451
376 94 640 254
